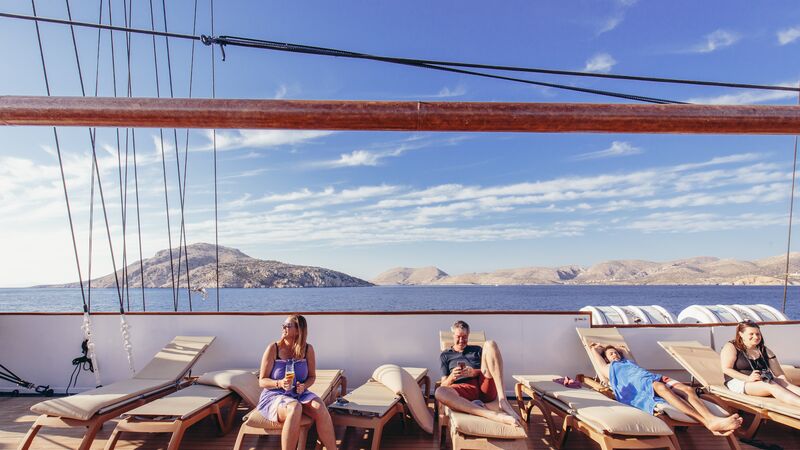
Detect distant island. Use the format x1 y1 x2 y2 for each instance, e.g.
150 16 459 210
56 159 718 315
372 253 800 286
42 243 372 289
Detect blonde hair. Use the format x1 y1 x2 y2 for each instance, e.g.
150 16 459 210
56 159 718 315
285 314 308 359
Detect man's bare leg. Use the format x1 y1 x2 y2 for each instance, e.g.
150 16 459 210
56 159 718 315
480 340 521 422
435 386 517 425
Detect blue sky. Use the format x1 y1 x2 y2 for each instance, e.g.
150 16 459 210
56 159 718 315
3 0 800 286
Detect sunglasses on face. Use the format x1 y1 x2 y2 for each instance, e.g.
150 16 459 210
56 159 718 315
282 323 296 330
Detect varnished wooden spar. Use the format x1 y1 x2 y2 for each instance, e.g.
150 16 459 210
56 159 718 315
3 95 800 134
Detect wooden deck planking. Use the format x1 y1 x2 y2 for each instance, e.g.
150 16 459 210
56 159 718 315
2 396 798 449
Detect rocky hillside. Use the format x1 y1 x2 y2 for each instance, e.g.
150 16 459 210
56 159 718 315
371 267 449 285
371 253 800 286
48 243 372 288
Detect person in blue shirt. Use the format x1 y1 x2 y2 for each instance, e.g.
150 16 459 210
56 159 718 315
589 342 742 436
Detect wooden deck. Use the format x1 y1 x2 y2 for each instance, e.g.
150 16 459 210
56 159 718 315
1 396 798 450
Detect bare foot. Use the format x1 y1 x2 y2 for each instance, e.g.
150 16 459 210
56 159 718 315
483 410 518 426
707 415 742 433
498 398 525 427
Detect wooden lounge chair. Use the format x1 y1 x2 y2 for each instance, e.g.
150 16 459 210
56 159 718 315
233 368 346 450
330 366 432 450
436 330 527 450
514 374 676 450
103 368 261 450
18 335 215 450
659 340 800 439
576 328 741 449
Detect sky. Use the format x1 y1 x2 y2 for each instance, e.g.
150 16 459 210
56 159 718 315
2 1 800 286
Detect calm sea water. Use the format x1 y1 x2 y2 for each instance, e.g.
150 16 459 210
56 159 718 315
1 285 799 319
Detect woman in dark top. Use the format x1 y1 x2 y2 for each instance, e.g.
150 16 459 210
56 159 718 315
720 321 800 406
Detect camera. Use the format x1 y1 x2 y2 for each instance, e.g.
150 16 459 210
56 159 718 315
760 370 774 383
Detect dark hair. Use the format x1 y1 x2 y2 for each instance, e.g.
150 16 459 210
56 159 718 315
601 345 622 363
733 320 767 353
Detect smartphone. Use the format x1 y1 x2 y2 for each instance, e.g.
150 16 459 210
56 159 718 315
457 361 467 370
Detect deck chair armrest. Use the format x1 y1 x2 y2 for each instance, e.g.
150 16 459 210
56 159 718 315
576 374 615 399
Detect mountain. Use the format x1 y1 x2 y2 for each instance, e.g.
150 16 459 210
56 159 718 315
372 253 800 286
46 243 372 288
371 267 449 285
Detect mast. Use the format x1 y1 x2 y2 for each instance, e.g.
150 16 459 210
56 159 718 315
3 96 800 134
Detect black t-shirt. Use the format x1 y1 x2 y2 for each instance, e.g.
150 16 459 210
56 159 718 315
440 345 482 383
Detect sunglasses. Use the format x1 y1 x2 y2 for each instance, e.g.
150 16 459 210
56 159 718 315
281 323 297 330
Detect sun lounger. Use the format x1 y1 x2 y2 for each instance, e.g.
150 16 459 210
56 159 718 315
103 368 260 450
330 365 432 450
514 374 676 450
18 336 215 450
659 340 800 439
576 328 740 449
233 368 346 450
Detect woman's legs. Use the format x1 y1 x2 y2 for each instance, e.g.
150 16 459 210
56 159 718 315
302 399 338 449
277 400 303 450
774 377 800 397
745 380 800 407
652 382 740 434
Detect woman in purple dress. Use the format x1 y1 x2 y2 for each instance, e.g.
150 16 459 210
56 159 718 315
257 314 337 450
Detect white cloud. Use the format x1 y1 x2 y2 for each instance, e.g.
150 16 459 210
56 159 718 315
625 212 785 233
689 29 740 53
778 26 800 45
572 141 641 160
203 130 333 152
324 150 383 167
435 84 467 98
598 15 623 35
274 84 289 99
687 82 798 104
583 53 617 73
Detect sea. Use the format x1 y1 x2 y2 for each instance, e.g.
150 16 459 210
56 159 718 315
1 285 799 319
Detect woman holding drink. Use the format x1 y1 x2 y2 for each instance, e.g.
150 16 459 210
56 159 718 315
257 314 337 449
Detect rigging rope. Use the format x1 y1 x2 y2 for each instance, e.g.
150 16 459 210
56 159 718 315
65 0 102 387
782 84 800 313
211 0 220 311
9 11 800 104
148 0 179 311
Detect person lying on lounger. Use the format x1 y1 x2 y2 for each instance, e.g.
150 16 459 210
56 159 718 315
590 342 742 436
721 320 800 406
257 314 337 450
434 320 521 426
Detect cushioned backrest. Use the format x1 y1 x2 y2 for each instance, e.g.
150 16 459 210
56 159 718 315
134 336 215 381
309 369 343 402
439 330 486 351
372 364 433 434
576 328 635 383
658 341 725 387
197 369 261 408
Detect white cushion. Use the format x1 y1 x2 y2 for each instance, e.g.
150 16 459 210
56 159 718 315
197 369 260 408
372 364 433 434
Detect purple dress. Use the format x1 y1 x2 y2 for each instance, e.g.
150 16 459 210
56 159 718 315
257 347 321 422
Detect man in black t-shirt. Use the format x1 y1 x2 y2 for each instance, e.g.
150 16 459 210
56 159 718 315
434 320 522 427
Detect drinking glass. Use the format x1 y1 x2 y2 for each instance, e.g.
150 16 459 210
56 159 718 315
284 360 295 391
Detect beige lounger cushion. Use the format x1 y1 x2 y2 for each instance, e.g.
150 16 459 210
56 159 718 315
197 369 261 407
123 384 231 419
242 369 343 428
134 336 216 380
515 375 673 437
372 365 433 433
439 330 486 351
447 409 527 439
655 400 729 423
329 381 399 417
31 378 174 421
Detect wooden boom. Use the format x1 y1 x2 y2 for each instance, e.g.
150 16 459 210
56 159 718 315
2 95 800 134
